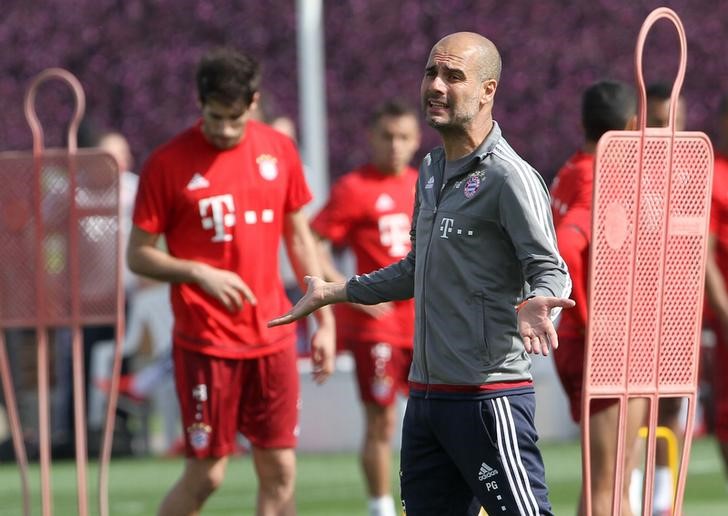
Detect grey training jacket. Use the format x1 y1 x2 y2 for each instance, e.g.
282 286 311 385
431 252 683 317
346 122 571 389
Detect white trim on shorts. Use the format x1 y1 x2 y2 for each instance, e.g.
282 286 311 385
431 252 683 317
491 396 540 516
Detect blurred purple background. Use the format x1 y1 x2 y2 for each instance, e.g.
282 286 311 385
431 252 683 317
1 0 727 183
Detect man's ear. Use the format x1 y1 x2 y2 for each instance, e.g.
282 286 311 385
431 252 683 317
481 79 498 105
249 91 261 113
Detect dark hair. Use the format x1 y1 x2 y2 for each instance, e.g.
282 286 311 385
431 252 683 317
646 82 672 102
369 99 418 127
719 95 728 117
196 48 260 106
77 117 102 148
582 80 636 142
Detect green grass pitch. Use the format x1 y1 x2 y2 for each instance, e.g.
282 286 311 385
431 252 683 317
0 437 726 514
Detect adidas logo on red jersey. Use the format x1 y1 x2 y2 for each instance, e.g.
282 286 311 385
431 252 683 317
186 173 210 190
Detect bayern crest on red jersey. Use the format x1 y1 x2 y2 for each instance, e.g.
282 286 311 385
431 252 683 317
257 154 278 180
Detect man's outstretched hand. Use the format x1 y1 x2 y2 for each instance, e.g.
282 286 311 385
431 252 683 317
517 296 576 356
268 276 348 327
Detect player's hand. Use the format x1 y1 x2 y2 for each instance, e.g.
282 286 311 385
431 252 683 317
310 320 336 384
517 296 576 356
192 263 257 313
268 276 346 327
350 301 394 319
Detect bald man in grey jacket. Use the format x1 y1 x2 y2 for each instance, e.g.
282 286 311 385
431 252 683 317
270 32 574 516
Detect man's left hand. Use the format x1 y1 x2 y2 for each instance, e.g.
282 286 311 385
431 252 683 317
517 296 576 356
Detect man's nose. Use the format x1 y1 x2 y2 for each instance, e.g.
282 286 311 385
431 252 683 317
428 74 447 94
221 122 237 136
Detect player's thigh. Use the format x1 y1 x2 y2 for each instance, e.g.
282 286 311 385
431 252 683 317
434 394 552 516
399 397 475 516
350 341 400 406
657 396 683 424
552 337 587 422
172 346 242 458
239 342 299 449
712 329 728 442
588 398 646 479
363 401 396 440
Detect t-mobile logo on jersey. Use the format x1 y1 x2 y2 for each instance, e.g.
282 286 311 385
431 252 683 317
199 194 236 242
378 213 411 257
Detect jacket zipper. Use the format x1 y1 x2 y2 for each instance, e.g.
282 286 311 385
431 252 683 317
420 205 437 398
419 156 485 396
420 171 450 398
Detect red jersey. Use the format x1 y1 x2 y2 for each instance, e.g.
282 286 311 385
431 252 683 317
710 152 728 289
550 150 594 227
133 120 312 359
311 164 417 348
550 151 595 338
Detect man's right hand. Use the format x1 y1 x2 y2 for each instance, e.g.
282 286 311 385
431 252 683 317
268 275 347 327
192 263 257 313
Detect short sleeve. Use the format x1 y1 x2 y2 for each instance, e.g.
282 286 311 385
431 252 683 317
555 208 591 325
132 152 170 235
310 176 359 246
282 138 312 213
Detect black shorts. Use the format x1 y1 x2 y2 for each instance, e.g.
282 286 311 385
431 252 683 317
400 390 552 516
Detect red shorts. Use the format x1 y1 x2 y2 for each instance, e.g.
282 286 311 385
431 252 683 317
173 341 299 458
553 336 616 423
712 327 728 443
349 341 412 406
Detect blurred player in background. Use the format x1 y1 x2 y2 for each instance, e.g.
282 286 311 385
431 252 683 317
550 79 641 516
127 48 335 516
704 94 728 485
643 82 687 516
645 82 686 130
311 100 420 516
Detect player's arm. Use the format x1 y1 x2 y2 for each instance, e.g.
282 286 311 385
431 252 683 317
314 234 348 283
282 209 337 383
309 177 354 285
270 189 420 327
499 173 575 355
310 175 401 317
555 220 589 326
126 225 256 313
314 233 394 319
705 233 728 333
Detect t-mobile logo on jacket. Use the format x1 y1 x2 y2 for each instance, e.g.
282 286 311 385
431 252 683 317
440 217 455 239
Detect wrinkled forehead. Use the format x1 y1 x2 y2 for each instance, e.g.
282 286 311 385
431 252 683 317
426 41 477 70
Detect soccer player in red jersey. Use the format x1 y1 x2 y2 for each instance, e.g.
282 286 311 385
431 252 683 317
646 82 687 132
127 49 335 516
704 95 728 482
550 80 641 516
642 82 688 516
311 100 420 516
